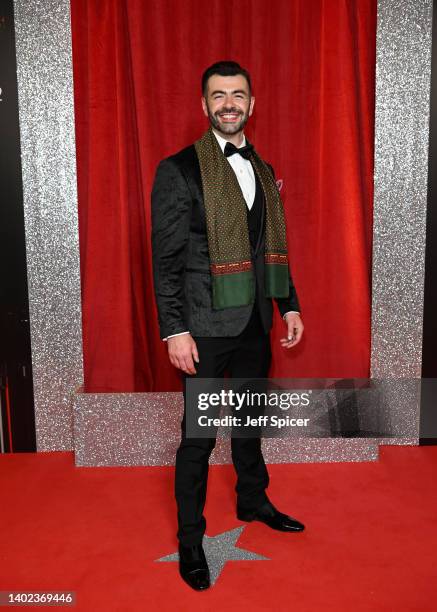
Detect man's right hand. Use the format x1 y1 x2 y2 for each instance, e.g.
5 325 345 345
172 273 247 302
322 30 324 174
167 334 199 374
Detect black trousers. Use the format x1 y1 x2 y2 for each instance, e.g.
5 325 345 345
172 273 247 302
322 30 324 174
175 300 272 546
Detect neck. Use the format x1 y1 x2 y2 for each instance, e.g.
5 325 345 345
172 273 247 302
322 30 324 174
211 127 244 147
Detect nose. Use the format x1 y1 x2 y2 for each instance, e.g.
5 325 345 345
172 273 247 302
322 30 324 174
223 93 237 107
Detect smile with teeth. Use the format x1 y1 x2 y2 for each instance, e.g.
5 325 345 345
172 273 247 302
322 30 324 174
219 113 240 121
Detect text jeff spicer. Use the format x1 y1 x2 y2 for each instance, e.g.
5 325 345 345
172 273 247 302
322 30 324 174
197 415 310 429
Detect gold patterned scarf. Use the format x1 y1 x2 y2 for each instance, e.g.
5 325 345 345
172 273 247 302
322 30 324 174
194 127 290 309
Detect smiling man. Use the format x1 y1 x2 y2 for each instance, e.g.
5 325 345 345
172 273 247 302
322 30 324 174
151 61 305 591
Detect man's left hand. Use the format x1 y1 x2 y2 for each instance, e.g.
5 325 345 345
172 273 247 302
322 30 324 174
280 313 304 349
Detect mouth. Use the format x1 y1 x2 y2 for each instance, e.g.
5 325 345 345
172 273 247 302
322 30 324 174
218 113 241 123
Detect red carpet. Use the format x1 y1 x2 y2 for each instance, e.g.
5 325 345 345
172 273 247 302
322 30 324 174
0 446 436 611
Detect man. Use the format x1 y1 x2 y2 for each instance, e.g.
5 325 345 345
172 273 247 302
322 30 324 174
151 61 305 591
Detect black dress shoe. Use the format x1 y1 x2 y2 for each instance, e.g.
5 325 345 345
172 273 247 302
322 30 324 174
178 543 210 591
237 501 305 532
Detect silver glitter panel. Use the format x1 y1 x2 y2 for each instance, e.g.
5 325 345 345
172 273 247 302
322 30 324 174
13 0 84 450
371 0 433 382
73 390 380 466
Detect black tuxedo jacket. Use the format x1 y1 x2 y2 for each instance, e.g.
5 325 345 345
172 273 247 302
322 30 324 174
151 144 300 340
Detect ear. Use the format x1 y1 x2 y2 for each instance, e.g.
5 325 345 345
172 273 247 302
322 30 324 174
201 97 208 118
248 96 255 116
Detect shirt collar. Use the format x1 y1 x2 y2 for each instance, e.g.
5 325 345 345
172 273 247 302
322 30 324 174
212 128 247 153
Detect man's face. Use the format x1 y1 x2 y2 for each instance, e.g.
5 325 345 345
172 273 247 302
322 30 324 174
201 74 255 136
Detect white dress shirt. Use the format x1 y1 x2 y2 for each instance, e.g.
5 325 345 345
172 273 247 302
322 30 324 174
213 130 256 209
163 129 299 341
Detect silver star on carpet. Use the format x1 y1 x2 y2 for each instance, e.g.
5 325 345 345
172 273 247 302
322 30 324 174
155 526 269 585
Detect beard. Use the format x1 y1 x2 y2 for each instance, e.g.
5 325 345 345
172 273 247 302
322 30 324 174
205 102 250 135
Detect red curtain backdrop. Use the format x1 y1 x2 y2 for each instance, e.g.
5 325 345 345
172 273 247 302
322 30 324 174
71 0 376 392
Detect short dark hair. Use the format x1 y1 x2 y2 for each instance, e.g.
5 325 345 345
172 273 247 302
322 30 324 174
201 61 252 96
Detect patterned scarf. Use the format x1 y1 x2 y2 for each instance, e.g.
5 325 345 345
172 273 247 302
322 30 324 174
194 127 290 309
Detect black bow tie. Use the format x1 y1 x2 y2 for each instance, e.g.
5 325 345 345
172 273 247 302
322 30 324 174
224 141 254 160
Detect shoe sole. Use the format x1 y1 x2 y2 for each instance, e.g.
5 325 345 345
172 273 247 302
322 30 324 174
237 512 305 531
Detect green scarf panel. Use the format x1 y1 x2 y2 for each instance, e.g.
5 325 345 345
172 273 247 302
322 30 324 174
194 127 290 309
